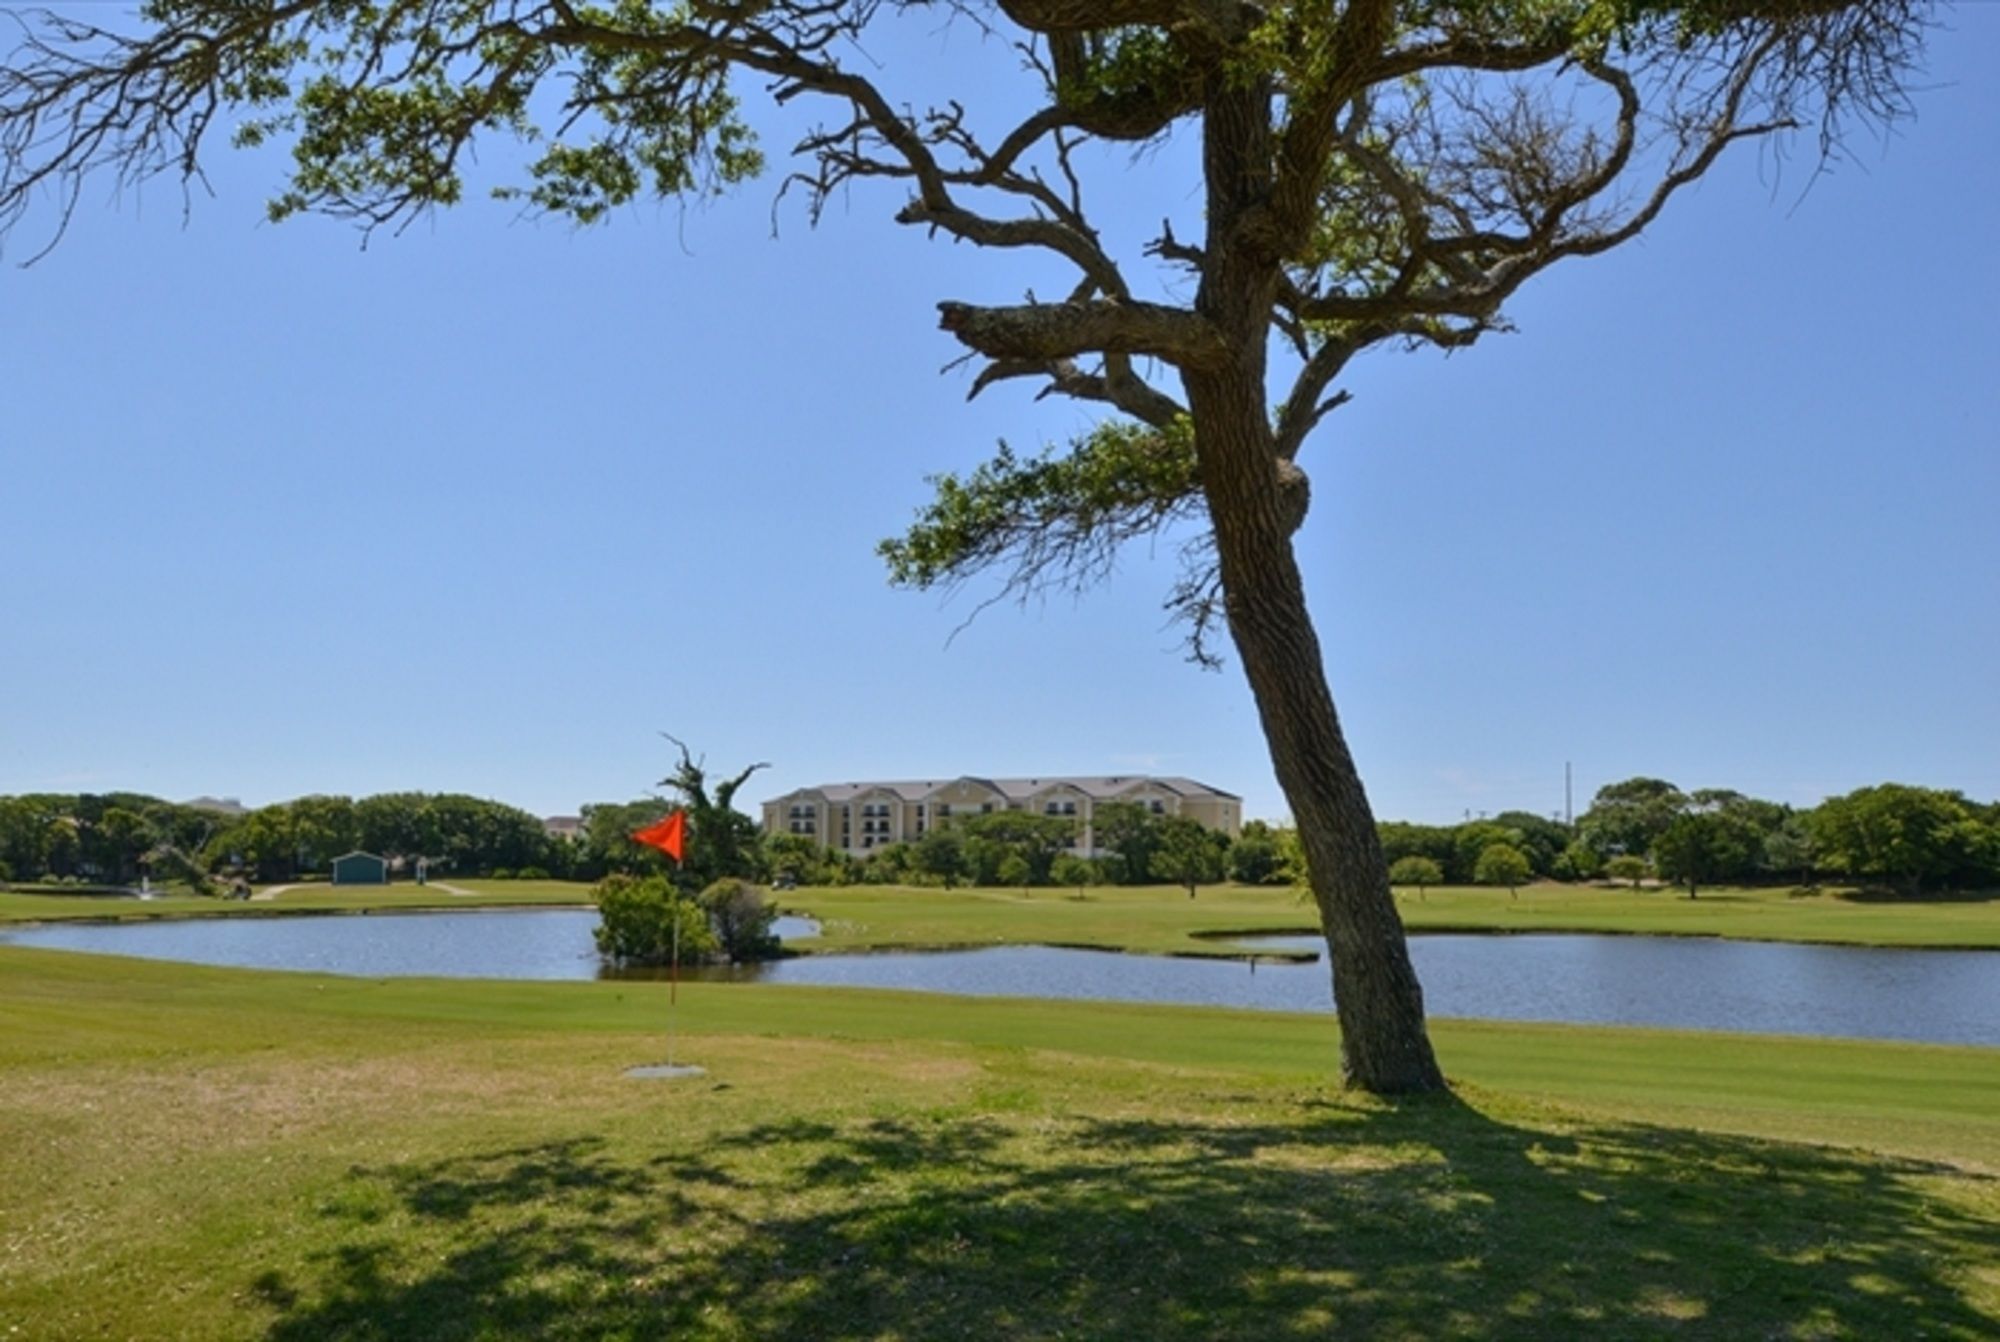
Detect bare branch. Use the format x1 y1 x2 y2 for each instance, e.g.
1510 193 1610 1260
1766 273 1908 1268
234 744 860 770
967 353 1187 427
898 196 1125 298
1143 217 1203 274
995 0 1238 38
1163 529 1225 669
938 297 1229 370
1374 32 1575 83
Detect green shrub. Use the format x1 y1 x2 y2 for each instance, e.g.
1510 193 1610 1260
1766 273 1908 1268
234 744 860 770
698 878 781 963
1051 853 1095 895
1388 855 1443 896
1605 855 1649 889
1227 834 1282 884
489 868 514 881
1555 840 1604 882
1473 843 1531 896
516 866 551 881
592 874 717 966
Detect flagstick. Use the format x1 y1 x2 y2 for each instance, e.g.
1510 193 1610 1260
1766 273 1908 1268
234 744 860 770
624 809 699 1080
667 854 682 1068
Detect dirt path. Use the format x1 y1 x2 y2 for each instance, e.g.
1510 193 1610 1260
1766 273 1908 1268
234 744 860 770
248 881 481 901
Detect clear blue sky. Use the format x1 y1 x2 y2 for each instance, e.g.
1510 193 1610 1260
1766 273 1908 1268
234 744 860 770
3 9 1995 825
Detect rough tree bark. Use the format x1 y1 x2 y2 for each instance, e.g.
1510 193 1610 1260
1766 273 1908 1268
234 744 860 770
1183 76 1443 1091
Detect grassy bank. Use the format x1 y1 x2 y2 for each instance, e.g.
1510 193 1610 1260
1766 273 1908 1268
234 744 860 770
2 946 1996 1338
8 878 2000 957
0 879 589 925
787 881 2000 956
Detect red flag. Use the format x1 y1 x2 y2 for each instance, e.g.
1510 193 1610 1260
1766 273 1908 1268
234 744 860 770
632 810 687 863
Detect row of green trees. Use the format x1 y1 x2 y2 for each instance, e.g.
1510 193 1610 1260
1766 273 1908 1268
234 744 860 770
1379 779 2000 898
0 792 222 887
7 775 1993 898
0 770 755 888
0 790 581 887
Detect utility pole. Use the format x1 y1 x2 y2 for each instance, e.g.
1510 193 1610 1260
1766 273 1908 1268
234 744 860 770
1565 762 1574 830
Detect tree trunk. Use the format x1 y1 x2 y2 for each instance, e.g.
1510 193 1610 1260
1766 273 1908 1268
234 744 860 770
1180 81 1445 1096
1203 470 1445 1092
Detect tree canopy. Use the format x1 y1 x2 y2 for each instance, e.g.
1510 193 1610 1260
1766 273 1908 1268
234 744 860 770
655 734 767 890
0 0 1930 1092
1150 814 1228 896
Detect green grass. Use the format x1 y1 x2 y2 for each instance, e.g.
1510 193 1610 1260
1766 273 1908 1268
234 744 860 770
784 881 2000 957
2 945 1997 1339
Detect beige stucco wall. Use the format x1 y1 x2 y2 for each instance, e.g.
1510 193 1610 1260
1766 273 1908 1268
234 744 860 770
1178 795 1241 838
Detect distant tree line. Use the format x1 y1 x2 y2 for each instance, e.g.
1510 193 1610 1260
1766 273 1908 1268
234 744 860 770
0 792 222 888
1379 779 2000 899
0 787 807 890
5 776 1994 898
0 791 567 887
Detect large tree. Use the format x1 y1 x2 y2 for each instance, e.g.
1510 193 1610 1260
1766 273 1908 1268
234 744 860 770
1650 788 1772 897
0 0 1924 1091
957 809 1079 885
1150 814 1228 897
1809 783 1992 896
1578 778 1686 865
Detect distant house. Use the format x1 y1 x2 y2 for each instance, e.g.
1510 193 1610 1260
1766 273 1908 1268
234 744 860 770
542 815 584 842
331 851 389 886
761 774 1242 858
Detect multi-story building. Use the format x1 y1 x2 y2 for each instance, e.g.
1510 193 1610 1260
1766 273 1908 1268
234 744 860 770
760 775 1241 858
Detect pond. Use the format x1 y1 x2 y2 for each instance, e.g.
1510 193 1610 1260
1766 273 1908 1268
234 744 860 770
3 911 1996 1048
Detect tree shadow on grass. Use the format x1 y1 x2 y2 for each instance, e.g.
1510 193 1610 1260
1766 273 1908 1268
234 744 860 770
252 1100 2000 1340
1829 887 2000 907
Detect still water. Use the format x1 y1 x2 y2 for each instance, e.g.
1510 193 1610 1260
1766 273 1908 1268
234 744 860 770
4 910 1995 1047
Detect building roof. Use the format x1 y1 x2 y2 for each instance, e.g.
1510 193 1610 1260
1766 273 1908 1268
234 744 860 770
767 775 1240 806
